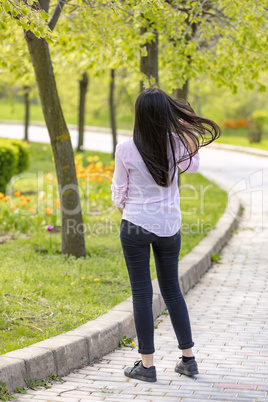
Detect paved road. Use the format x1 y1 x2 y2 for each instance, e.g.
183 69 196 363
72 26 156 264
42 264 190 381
5 125 267 401
0 123 130 153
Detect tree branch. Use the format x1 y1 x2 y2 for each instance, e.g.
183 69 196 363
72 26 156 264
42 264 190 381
38 0 50 13
228 35 266 55
48 0 68 31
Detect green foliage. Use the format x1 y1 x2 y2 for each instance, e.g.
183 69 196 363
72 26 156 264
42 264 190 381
119 335 136 348
11 375 63 400
0 381 15 401
0 0 58 43
211 253 221 263
248 110 268 143
251 110 268 126
0 139 30 193
11 140 30 174
0 145 17 195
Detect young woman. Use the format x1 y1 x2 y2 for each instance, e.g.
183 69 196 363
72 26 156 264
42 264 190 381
111 87 221 382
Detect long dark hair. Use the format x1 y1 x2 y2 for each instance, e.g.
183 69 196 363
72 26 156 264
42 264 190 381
133 87 221 187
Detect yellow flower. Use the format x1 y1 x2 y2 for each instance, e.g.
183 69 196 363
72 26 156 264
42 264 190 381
81 277 85 280
94 278 99 282
132 342 136 347
95 161 103 172
86 156 94 162
89 276 93 279
123 341 126 344
93 155 100 161
81 317 84 321
70 282 74 286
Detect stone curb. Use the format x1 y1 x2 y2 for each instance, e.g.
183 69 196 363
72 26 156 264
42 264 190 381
209 142 268 158
0 195 241 392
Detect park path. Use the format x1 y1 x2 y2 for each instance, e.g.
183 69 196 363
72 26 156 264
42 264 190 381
5 127 267 401
0 123 130 153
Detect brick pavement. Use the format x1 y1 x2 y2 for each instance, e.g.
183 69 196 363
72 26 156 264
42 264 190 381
13 211 268 401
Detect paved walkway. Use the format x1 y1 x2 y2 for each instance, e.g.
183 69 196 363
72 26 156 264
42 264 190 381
0 123 130 153
13 147 268 401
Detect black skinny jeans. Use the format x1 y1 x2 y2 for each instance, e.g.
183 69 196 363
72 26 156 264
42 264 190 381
120 219 194 354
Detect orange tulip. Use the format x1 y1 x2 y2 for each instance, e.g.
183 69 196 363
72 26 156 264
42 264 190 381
4 196 10 202
21 201 27 207
11 205 17 210
20 196 25 201
26 196 32 202
45 207 53 215
0 192 5 200
46 173 54 181
39 195 45 201
28 207 35 213
14 191 21 197
55 199 60 207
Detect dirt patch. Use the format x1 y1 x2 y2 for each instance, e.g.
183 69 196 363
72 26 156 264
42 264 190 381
0 233 15 244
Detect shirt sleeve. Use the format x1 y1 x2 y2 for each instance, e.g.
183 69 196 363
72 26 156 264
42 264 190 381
171 131 200 173
111 144 129 208
178 151 200 173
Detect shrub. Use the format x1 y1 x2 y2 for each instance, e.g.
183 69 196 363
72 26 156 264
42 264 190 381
0 139 30 193
248 110 268 143
12 139 30 173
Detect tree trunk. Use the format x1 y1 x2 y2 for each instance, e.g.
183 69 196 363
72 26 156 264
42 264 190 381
109 69 117 158
173 81 189 190
23 85 30 141
140 26 159 92
172 80 189 100
24 31 86 258
77 72 88 152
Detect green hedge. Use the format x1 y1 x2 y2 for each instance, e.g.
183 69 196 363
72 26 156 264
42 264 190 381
0 138 30 194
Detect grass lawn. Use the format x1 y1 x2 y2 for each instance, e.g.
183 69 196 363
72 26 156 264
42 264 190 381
0 99 134 131
0 141 228 355
216 127 268 151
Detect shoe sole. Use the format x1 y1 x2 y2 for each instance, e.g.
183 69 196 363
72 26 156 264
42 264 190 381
175 367 199 376
124 373 157 382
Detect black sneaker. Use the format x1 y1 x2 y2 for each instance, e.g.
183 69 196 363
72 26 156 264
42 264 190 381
175 357 199 376
124 360 157 382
